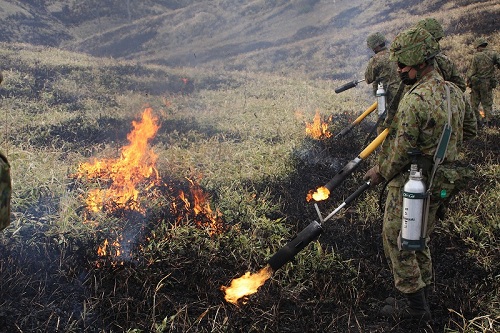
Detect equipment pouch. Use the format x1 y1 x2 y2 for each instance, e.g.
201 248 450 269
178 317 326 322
0 152 12 231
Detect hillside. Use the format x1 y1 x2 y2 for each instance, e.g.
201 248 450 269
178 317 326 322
0 1 499 332
1 0 499 80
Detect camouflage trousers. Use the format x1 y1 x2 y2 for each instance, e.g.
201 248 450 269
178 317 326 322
382 175 442 294
470 80 494 122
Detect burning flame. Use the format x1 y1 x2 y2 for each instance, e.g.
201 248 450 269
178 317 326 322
220 265 273 305
176 177 225 236
479 109 485 118
75 108 160 212
306 186 330 202
305 111 332 139
97 238 122 257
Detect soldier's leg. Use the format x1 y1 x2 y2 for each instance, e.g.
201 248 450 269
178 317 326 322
469 88 482 124
481 86 494 122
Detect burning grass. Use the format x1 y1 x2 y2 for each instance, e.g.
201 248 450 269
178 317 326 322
0 43 499 332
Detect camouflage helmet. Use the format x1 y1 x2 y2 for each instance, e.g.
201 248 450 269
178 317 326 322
389 26 440 67
474 37 488 48
366 32 386 50
416 18 444 41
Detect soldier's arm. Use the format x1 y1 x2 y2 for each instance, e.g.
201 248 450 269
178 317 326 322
364 58 376 84
378 97 420 180
495 52 500 69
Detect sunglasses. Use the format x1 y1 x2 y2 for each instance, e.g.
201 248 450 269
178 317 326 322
397 62 408 69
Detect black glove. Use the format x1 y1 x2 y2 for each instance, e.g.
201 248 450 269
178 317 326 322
363 165 385 186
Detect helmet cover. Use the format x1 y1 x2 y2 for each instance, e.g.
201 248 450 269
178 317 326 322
389 27 440 67
416 18 444 40
367 32 386 50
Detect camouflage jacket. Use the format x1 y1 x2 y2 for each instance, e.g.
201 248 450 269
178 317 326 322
364 48 402 112
466 49 500 81
435 53 466 92
378 70 477 181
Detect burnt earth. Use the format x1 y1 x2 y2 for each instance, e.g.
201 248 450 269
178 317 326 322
0 114 498 332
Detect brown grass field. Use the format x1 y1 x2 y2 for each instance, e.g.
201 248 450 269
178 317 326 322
0 1 499 332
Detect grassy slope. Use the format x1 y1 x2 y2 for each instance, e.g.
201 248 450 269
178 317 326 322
0 1 499 332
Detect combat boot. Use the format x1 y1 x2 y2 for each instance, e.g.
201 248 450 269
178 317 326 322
379 289 432 322
402 289 432 321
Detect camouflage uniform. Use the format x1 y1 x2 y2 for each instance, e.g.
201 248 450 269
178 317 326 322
416 18 467 92
434 54 466 92
0 152 11 231
466 38 500 123
378 69 477 294
365 33 403 130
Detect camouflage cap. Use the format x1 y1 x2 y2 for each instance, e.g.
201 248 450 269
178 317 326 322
389 26 440 67
474 37 488 48
367 32 386 50
416 18 444 41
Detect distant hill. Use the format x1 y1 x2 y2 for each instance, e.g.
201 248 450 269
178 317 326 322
1 0 499 80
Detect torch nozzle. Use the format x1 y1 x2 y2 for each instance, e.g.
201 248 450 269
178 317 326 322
335 79 366 93
267 221 323 272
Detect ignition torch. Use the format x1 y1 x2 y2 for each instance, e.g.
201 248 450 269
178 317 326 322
334 101 378 139
267 181 372 272
222 181 373 303
335 79 366 93
308 128 389 202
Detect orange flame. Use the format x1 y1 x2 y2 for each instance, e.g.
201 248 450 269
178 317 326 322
220 265 273 305
306 186 330 202
75 108 160 212
176 177 225 236
479 109 485 118
305 111 332 139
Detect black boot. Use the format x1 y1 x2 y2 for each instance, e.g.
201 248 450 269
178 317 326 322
402 289 432 321
379 289 431 321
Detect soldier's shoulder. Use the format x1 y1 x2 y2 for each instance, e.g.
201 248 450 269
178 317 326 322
406 75 443 102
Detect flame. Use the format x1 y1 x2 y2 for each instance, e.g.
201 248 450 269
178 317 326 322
97 239 109 256
175 177 225 236
75 108 160 212
306 186 330 202
479 109 485 118
96 237 125 267
220 265 273 305
305 111 332 139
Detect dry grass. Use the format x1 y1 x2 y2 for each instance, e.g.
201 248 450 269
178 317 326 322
0 2 500 331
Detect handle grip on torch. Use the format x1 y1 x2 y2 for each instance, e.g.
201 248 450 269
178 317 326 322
358 128 389 159
324 128 389 193
334 102 378 139
335 79 366 94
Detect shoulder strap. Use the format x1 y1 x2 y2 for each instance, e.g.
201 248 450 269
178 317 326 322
428 84 453 191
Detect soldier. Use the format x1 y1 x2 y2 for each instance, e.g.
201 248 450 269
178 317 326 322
364 32 403 130
466 37 500 126
363 27 477 321
416 17 466 92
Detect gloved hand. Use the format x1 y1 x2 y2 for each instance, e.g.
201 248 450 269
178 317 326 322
363 165 385 186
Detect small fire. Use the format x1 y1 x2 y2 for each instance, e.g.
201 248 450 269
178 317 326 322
220 265 273 305
479 108 485 118
305 110 332 139
306 186 330 202
75 108 160 213
176 177 225 236
97 238 122 257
